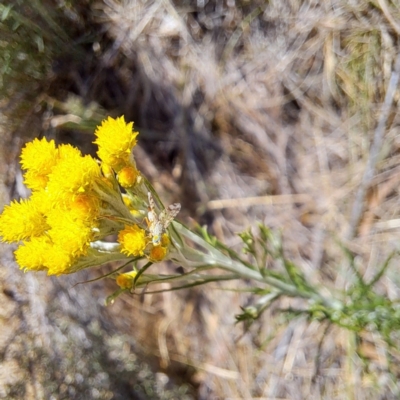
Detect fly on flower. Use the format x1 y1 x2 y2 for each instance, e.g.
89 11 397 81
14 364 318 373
147 192 181 246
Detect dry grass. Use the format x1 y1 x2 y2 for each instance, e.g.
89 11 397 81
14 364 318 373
2 0 400 398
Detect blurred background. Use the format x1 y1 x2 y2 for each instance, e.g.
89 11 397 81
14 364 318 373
1 0 400 399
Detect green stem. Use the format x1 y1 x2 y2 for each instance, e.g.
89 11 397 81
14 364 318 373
139 274 241 294
134 261 153 286
173 222 343 311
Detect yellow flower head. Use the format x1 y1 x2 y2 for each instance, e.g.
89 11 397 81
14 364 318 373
65 193 101 222
20 137 57 172
14 236 53 272
45 246 76 275
116 271 137 289
148 234 170 262
14 236 81 276
117 166 139 188
30 190 52 215
94 116 138 171
47 210 94 257
47 150 101 204
149 245 168 262
118 224 147 257
23 169 50 191
57 143 82 161
0 198 49 243
20 138 58 191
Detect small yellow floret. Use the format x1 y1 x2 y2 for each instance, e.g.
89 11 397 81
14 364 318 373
117 166 139 188
121 195 142 218
118 225 147 257
101 163 114 179
116 271 137 289
122 194 131 207
94 116 138 170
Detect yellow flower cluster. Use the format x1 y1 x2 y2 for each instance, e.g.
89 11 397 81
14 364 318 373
0 139 102 275
0 116 173 277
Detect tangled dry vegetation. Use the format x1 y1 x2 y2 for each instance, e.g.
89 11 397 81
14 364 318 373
2 0 400 398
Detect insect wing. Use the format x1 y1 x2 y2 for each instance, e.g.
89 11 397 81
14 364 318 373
147 192 158 223
147 192 156 212
159 203 181 229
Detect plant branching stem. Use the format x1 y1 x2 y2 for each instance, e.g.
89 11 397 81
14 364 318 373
214 255 341 310
173 221 343 311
